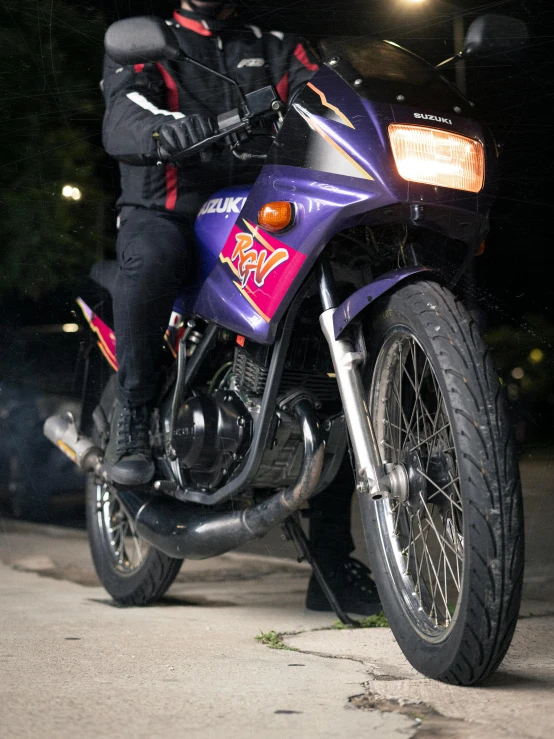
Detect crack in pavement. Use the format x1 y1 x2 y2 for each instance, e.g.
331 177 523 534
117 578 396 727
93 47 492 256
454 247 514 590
349 690 473 738
269 633 490 738
274 625 553 739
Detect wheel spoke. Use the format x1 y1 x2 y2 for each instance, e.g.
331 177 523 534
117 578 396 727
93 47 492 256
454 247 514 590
370 330 465 636
419 469 463 513
390 386 417 450
409 423 451 452
419 496 462 586
98 483 149 573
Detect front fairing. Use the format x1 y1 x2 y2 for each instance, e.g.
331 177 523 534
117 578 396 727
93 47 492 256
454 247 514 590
264 58 497 221
193 41 497 343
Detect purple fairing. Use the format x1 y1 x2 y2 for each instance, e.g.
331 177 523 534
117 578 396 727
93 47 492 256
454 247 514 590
194 185 251 280
170 185 251 316
174 63 497 343
333 267 433 339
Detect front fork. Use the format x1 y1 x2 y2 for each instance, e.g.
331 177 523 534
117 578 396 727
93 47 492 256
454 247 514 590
318 261 397 500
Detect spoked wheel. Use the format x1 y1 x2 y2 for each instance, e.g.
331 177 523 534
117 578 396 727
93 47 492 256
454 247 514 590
361 280 524 685
373 330 464 633
96 480 150 573
87 475 183 605
86 378 183 605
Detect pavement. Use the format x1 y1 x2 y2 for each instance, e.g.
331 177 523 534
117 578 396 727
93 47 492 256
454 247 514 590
0 456 553 739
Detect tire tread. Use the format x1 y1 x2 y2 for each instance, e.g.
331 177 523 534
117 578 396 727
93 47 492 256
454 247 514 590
365 280 524 685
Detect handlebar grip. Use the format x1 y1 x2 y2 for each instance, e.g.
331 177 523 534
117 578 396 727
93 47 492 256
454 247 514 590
176 119 249 160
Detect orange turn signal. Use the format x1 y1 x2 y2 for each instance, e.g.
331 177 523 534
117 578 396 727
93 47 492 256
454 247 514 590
258 201 293 232
389 124 485 193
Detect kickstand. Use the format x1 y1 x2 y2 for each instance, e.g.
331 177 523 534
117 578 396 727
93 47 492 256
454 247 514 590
282 514 359 627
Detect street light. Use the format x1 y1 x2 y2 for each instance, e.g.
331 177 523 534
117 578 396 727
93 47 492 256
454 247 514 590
61 185 82 201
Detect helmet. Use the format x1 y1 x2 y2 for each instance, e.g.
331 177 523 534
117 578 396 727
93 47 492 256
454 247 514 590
186 0 232 18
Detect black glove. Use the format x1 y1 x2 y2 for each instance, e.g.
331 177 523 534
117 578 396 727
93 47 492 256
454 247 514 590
157 114 216 161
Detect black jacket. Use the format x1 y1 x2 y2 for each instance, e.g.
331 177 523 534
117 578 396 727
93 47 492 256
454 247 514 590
102 10 319 217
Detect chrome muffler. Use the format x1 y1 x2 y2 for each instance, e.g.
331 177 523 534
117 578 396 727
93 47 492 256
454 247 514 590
43 412 103 474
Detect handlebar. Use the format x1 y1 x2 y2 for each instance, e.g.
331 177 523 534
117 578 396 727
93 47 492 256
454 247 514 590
175 117 251 159
169 85 284 162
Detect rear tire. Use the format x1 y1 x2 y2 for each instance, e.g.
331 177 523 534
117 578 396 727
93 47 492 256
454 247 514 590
86 476 183 605
361 280 524 685
86 376 182 605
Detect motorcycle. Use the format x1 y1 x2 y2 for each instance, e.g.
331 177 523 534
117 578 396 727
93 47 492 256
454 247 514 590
44 13 528 685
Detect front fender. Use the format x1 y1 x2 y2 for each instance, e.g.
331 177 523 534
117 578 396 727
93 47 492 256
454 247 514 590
333 267 433 339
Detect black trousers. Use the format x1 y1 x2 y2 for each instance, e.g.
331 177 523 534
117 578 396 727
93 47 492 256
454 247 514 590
114 207 194 408
114 207 355 558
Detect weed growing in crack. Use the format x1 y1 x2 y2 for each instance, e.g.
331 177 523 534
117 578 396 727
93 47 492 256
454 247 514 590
331 613 389 629
255 613 388 651
255 631 298 650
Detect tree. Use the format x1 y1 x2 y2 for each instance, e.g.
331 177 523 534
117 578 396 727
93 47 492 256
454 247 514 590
0 0 109 302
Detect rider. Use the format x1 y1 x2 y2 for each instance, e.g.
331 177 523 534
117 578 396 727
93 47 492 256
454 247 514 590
101 0 381 615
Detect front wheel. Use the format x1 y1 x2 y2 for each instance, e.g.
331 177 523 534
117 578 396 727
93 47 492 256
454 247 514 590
361 280 523 685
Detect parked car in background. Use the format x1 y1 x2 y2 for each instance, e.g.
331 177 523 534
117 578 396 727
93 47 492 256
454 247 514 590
0 383 85 520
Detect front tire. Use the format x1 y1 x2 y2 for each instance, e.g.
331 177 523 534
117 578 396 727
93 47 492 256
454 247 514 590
361 280 523 685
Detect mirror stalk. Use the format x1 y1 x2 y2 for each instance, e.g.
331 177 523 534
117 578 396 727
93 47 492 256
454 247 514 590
178 52 249 114
435 52 464 70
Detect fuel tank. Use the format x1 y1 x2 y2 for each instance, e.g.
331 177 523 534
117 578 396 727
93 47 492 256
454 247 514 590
194 185 251 281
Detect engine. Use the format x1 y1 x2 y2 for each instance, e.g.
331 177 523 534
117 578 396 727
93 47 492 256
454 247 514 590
171 307 343 493
172 390 250 489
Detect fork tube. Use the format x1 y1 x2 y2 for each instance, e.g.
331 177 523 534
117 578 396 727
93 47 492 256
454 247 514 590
318 259 339 311
317 261 388 500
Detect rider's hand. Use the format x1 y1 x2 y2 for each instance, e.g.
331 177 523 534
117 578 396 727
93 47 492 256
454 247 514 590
156 114 216 161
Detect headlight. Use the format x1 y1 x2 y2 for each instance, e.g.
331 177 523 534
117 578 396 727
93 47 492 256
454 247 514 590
388 124 485 193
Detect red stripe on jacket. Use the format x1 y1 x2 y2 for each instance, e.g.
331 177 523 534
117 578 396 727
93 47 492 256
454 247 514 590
154 63 180 210
276 72 289 103
294 43 319 72
165 165 178 210
155 63 180 115
173 11 213 36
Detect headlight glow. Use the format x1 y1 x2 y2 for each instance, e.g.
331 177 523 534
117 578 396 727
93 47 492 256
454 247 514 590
388 124 485 193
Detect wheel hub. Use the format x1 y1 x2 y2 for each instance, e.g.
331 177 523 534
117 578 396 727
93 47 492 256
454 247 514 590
396 449 427 511
382 450 427 506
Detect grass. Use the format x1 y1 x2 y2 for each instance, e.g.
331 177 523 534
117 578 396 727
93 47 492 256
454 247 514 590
255 630 298 651
330 612 389 629
255 613 389 650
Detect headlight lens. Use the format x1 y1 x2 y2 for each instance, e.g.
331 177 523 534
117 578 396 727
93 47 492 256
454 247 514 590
388 124 485 193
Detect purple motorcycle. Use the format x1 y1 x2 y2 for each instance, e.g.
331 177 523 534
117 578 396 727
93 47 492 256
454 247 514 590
45 15 527 684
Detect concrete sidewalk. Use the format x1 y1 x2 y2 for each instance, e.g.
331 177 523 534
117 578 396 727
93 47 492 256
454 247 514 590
0 525 415 739
1 457 553 738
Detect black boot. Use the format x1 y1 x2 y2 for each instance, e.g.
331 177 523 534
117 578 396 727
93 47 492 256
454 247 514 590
306 556 382 616
104 400 154 486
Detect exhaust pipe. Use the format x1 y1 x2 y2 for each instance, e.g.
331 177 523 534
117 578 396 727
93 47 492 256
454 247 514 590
117 397 325 560
44 412 103 473
44 399 324 560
